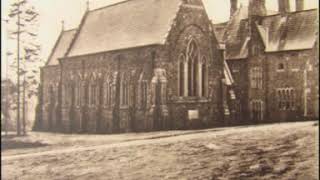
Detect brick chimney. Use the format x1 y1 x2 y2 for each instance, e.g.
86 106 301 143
295 0 304 11
248 0 266 16
230 0 238 18
278 0 290 13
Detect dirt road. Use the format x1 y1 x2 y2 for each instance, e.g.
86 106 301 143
2 121 318 180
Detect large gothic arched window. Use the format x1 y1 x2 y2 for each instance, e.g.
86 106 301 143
178 38 209 97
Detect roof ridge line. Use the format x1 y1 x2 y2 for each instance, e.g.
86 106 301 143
88 0 138 13
65 44 162 59
64 11 90 58
290 8 318 13
63 28 77 32
45 30 64 66
162 0 184 44
262 8 318 18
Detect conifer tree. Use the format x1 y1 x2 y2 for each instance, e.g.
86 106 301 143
6 0 41 135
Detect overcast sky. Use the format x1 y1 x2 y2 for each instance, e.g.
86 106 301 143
1 0 318 80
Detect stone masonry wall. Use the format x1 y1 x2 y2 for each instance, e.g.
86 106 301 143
161 2 224 129
266 47 318 122
40 0 225 133
41 65 61 131
60 46 159 133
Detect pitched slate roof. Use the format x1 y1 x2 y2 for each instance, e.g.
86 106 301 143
223 6 251 60
67 0 182 57
218 6 317 60
216 5 277 60
46 29 77 66
213 21 228 44
257 9 318 52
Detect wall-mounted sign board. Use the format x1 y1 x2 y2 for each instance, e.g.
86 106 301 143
188 110 199 120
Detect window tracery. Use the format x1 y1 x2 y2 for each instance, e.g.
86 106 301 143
277 88 295 110
178 38 207 97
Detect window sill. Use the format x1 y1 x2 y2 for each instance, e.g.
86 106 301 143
88 106 98 109
120 106 130 110
170 96 210 103
278 109 296 111
103 105 113 109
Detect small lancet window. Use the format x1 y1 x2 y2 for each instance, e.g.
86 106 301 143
201 56 207 97
179 54 185 96
278 63 285 71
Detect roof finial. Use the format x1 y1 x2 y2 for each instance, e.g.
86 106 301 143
61 20 65 31
86 0 90 11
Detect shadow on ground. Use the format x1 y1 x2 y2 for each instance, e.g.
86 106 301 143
1 135 48 151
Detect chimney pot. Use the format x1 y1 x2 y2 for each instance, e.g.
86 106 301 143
61 20 65 31
230 0 238 18
249 0 266 16
296 0 304 11
278 0 290 13
86 0 90 11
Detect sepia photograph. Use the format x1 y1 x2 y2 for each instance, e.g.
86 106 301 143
1 0 319 179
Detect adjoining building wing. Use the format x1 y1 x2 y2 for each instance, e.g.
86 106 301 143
215 5 277 60
257 9 318 52
46 29 77 66
67 0 182 57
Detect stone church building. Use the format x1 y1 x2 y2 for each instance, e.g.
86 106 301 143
35 0 318 134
